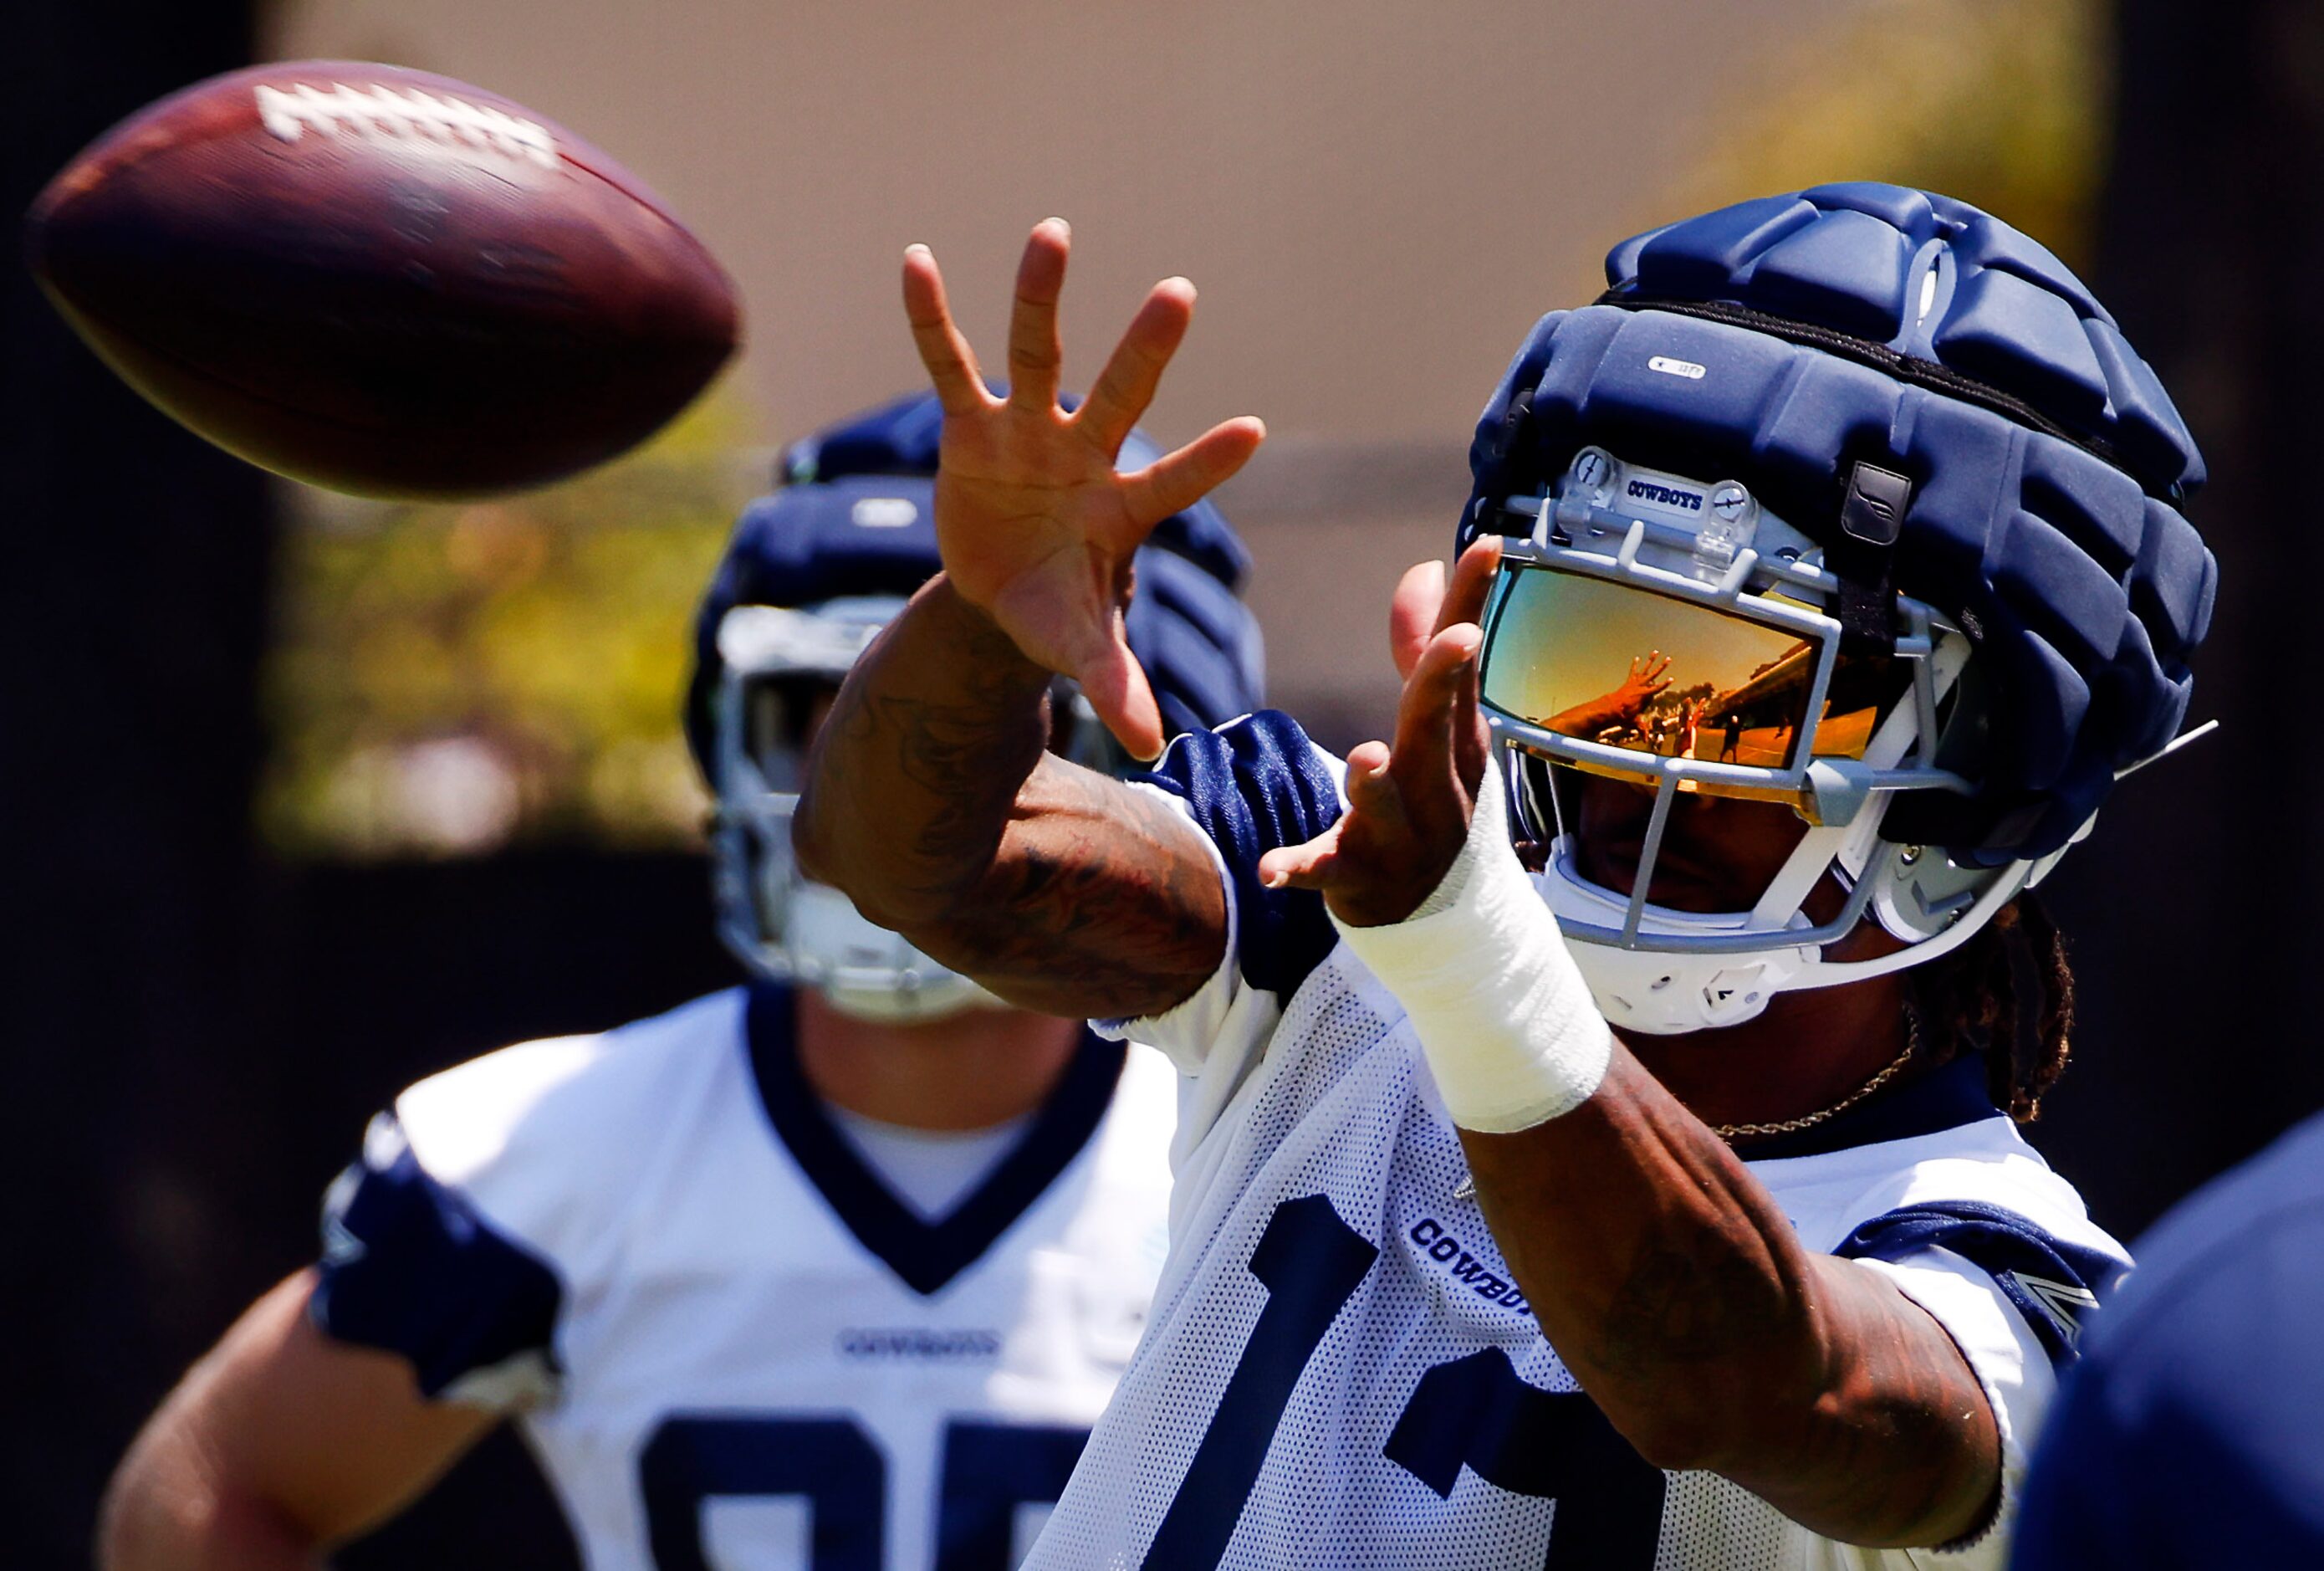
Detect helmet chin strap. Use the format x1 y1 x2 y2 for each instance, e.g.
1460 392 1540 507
1541 848 2035 1036
1540 859 1820 1035
783 883 1004 1023
810 981 1004 1025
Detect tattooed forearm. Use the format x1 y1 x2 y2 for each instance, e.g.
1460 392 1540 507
1579 1231 1991 1541
945 763 1230 1016
804 597 1046 907
1459 1054 1999 1546
1583 1231 1792 1382
846 688 1047 902
796 575 1228 1021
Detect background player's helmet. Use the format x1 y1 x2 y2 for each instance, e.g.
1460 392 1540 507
688 391 1266 1021
1459 183 2217 1035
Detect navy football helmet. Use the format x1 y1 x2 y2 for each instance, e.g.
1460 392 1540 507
690 391 1265 1020
1461 184 2217 1033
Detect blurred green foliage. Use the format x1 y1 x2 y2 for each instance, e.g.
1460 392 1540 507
1647 0 2108 268
260 390 756 858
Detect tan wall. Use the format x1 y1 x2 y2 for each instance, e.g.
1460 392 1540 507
263 0 1859 746
265 0 1852 449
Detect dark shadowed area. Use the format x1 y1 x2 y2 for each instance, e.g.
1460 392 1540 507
4 0 277 1558
2037 0 2324 1230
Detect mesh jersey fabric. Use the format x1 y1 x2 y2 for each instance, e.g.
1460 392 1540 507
312 986 1178 1570
1041 711 2127 1571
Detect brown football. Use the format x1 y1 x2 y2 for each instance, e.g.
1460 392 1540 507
25 61 741 499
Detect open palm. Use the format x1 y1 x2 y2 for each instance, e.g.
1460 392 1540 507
902 219 1265 759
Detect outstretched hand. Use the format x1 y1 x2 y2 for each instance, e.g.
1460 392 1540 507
902 219 1267 760
1259 537 1504 927
1612 651 1674 719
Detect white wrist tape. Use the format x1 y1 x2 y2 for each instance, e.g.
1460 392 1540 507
1331 780 1612 1133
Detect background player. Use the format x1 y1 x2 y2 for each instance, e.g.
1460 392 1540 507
799 192 2214 1566
96 391 1267 1570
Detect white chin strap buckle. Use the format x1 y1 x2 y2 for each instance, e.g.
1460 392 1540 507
785 883 1000 1022
1533 862 1819 1036
1566 944 1808 1035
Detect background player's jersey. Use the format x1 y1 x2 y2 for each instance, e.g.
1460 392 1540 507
313 986 1177 1570
1030 712 2128 1571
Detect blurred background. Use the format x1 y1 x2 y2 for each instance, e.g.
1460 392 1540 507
2 0 2310 1562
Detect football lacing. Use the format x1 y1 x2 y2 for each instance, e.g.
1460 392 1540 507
253 82 558 168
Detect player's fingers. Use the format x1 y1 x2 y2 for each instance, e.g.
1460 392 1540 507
1433 536 1503 637
1389 560 1446 682
1448 620 1489 791
1342 740 1413 837
1077 633 1167 763
1390 625 1484 796
1341 738 1395 819
902 246 990 416
1076 279 1195 458
1006 219 1070 413
1120 417 1267 527
1258 824 1342 890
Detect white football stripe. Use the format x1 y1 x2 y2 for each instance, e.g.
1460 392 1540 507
253 82 558 168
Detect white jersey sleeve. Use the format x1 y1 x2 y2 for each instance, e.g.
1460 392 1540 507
1850 1249 2048 1569
310 990 748 1411
1760 1118 2134 1567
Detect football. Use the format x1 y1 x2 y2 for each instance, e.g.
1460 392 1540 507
25 60 740 499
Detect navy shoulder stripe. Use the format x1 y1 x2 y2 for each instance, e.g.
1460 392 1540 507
1836 1198 2127 1365
1136 709 1342 1002
309 1115 564 1404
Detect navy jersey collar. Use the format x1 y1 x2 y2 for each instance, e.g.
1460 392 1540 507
744 985 1126 1297
1730 1053 2000 1162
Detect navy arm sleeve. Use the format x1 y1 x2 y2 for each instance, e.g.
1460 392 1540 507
1134 709 1345 1001
309 1113 565 1409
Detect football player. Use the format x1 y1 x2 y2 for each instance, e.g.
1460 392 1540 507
2011 1109 2324 1568
97 391 1268 1571
798 188 2216 1568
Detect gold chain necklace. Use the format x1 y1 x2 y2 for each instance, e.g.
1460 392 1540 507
1711 1011 1923 1143
1448 1015 1928 1200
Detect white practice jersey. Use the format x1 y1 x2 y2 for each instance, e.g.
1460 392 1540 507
1029 712 2130 1571
312 985 1177 1571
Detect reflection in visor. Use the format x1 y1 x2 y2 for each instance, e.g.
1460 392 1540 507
1481 567 1906 774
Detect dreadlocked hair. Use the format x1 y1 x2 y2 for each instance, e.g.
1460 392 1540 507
1903 890 2077 1123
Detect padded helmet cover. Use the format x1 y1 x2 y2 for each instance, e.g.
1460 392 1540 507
1460 182 2217 862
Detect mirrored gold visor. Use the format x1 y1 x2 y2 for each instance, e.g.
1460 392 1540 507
1480 566 1909 776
